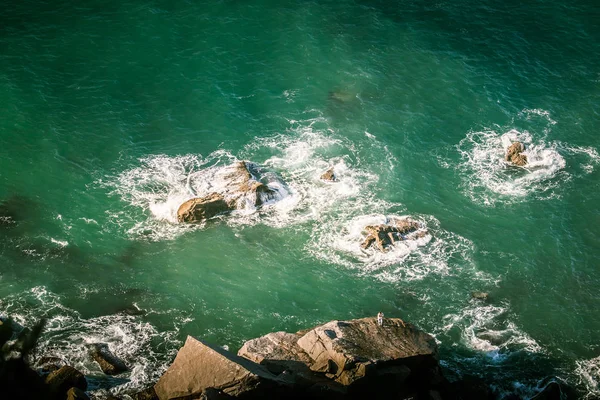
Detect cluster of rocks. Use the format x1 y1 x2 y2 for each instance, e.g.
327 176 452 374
176 161 280 223
360 218 427 252
153 317 488 400
505 141 528 166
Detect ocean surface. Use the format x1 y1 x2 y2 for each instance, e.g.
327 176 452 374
1 0 599 398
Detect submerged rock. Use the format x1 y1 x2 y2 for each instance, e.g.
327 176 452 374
505 142 528 166
360 218 423 252
90 343 128 375
471 291 489 301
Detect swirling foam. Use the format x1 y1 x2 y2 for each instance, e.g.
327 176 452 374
455 127 598 205
0 286 186 396
575 356 600 399
107 114 472 282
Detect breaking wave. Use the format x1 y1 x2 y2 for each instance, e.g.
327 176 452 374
0 286 187 396
106 112 473 282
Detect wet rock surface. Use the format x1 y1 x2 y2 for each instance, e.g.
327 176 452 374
360 218 424 252
505 141 528 166
90 343 128 376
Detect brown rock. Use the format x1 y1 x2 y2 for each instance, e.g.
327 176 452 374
505 142 528 166
296 317 438 386
154 336 284 400
177 193 232 223
66 387 90 400
45 365 87 397
320 168 337 182
131 386 158 400
90 343 128 375
360 218 422 252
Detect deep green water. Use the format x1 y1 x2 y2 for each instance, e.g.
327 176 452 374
1 0 600 397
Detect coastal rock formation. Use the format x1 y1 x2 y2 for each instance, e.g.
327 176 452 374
360 218 423 252
505 141 528 166
155 317 445 399
154 336 285 400
90 343 128 375
320 168 337 182
45 365 88 396
177 161 282 223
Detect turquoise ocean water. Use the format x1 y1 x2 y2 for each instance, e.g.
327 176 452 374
1 0 599 397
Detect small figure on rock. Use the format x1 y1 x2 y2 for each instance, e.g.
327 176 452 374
377 312 384 326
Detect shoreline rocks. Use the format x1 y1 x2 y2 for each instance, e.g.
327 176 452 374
360 218 425 252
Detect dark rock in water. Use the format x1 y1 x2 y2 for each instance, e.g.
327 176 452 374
449 375 494 400
131 386 158 400
90 343 128 375
66 387 90 400
320 168 337 182
360 218 422 252
0 319 13 346
177 193 232 223
471 291 489 301
505 142 528 166
154 336 287 399
45 365 88 395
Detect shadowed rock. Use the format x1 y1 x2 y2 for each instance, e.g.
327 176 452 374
45 365 87 397
90 343 128 375
505 142 528 166
154 336 287 400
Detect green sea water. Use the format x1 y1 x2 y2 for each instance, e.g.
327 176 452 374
1 0 600 397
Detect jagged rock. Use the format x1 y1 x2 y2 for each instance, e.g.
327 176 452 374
505 142 528 166
177 161 281 223
360 218 422 252
45 365 87 397
177 193 232 223
296 317 438 387
320 168 337 182
66 387 90 400
90 343 128 375
154 336 286 400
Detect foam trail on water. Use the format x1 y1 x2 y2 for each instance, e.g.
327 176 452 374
575 356 600 399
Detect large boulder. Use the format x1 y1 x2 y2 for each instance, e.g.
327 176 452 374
177 161 281 223
90 343 128 375
154 336 286 400
505 142 527 166
360 218 423 252
296 317 438 387
45 365 87 398
177 193 232 223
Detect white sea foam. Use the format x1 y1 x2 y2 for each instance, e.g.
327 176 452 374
0 286 186 396
575 356 600 399
107 114 473 281
455 126 598 205
440 302 541 360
